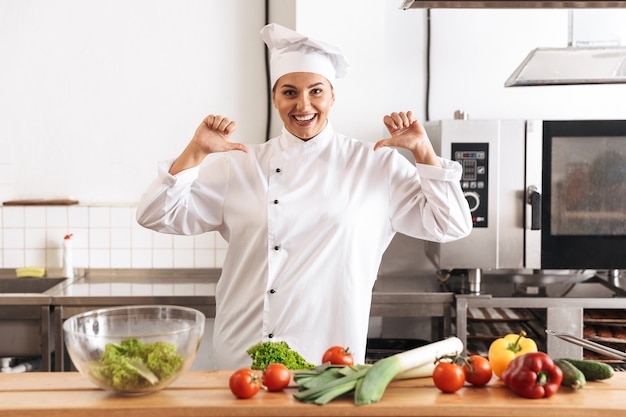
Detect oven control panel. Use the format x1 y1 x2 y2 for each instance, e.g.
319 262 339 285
452 142 489 228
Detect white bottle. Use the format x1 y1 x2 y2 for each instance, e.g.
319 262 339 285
63 234 74 279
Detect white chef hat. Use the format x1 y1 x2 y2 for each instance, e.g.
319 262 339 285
260 23 350 89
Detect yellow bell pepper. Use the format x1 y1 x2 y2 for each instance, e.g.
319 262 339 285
488 331 538 378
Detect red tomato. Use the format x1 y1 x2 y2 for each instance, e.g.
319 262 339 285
432 362 466 393
229 368 261 399
262 363 291 392
322 346 354 366
462 355 493 386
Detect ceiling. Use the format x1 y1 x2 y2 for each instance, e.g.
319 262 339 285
401 1 626 8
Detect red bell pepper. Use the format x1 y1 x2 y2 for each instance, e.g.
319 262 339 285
501 352 563 399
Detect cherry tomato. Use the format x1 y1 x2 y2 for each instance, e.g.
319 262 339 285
432 362 466 393
322 346 354 366
229 368 261 399
462 355 493 386
262 363 291 392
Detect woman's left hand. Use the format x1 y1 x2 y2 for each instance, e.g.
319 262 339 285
374 111 442 168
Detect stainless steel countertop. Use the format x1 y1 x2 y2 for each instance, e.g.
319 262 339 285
0 269 452 319
52 268 220 306
0 268 219 306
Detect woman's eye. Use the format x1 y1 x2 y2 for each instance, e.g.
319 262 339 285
311 88 323 95
283 90 297 97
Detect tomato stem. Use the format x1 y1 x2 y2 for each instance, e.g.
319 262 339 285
435 353 460 363
462 356 475 374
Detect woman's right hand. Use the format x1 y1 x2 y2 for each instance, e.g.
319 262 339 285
191 114 248 155
169 114 248 175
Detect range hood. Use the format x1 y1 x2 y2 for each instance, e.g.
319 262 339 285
505 45 626 86
401 1 626 8
507 7 626 86
401 1 626 86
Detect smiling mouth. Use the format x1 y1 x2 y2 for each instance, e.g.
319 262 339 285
292 114 317 125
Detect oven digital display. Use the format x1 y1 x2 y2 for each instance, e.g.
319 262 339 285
452 142 489 228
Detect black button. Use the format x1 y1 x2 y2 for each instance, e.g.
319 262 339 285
269 289 276 294
274 245 281 250
275 168 281 173
268 333 274 338
273 199 279 204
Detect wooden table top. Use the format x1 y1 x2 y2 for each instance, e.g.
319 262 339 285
1 370 626 417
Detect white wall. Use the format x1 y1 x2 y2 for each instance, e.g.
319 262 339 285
0 0 267 204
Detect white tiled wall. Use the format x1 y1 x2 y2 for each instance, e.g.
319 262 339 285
0 205 227 270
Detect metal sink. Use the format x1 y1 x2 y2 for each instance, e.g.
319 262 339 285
0 277 66 294
0 276 68 371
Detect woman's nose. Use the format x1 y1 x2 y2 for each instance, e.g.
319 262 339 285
296 95 310 110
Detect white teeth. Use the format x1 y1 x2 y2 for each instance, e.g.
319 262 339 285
294 114 315 122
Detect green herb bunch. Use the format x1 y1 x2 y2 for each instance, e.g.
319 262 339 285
247 341 315 371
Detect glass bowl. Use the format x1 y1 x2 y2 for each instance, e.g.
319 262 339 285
63 305 205 395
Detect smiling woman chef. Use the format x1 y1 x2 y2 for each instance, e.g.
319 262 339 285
136 23 472 370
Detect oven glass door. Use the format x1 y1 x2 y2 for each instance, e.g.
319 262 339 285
541 120 626 269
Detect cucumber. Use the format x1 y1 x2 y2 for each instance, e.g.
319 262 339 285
563 358 615 381
555 359 586 390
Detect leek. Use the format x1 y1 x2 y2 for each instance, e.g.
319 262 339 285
393 361 436 380
292 337 464 406
354 337 463 405
293 365 370 404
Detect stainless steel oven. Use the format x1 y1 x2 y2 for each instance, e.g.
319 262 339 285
424 119 626 272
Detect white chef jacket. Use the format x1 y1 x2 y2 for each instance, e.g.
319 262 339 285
136 123 472 369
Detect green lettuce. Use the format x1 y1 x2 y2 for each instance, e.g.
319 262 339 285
88 339 184 392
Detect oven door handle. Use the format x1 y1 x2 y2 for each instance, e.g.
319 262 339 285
527 185 542 230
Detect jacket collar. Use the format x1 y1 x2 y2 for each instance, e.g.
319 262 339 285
281 121 334 150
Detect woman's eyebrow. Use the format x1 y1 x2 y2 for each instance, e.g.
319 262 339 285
279 82 325 90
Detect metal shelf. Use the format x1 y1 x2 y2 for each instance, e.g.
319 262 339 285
456 295 626 359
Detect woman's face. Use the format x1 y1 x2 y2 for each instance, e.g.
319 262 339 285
273 72 335 140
